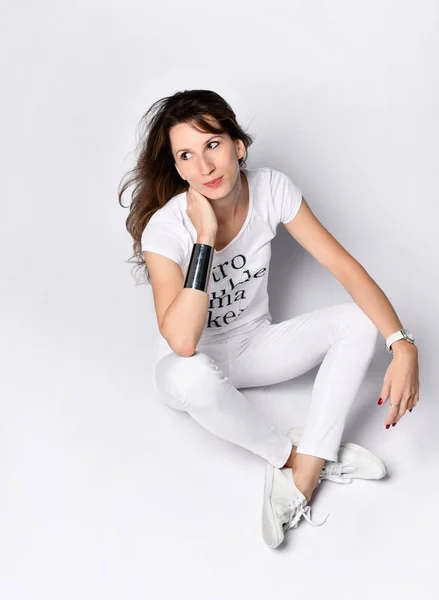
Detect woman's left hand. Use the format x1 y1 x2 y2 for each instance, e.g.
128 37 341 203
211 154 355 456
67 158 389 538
378 344 420 427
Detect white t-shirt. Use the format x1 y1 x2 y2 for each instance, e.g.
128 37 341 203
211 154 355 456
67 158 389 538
141 166 303 360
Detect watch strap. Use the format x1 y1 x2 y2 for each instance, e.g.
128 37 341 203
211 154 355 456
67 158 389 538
385 329 415 353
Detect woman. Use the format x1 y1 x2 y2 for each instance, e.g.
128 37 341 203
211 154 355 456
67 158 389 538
118 89 420 549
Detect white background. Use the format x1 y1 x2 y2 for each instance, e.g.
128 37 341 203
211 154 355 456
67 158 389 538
1 1 438 598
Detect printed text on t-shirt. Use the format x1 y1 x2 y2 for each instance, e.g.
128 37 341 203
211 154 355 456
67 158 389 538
207 253 267 328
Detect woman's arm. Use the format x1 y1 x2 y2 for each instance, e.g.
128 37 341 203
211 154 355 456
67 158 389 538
340 266 417 356
283 197 417 354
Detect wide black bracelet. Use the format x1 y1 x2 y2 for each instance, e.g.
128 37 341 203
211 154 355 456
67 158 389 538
183 243 214 292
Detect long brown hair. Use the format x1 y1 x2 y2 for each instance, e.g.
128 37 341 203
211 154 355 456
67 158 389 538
118 89 255 285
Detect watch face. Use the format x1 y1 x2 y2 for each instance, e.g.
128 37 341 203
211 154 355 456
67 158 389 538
403 330 414 342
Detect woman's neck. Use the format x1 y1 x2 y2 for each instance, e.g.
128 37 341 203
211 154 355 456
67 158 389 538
212 170 247 228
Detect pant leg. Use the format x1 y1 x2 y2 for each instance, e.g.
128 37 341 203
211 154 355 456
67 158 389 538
227 301 379 462
152 349 293 468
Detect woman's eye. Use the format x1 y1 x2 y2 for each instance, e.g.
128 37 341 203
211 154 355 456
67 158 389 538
180 141 219 161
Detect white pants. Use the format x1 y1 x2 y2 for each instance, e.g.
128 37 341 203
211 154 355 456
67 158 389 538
152 301 379 468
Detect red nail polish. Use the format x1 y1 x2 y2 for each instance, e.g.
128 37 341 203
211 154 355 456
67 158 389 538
386 424 390 429
377 398 383 405
392 422 396 427
409 409 412 412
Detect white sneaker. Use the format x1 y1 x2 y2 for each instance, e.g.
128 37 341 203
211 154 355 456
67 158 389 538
262 463 329 549
286 427 387 484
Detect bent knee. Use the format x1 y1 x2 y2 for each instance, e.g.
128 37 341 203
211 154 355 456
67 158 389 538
340 302 379 343
153 351 222 406
156 351 219 383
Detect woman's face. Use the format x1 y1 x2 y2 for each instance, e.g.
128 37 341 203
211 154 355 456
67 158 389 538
169 115 245 197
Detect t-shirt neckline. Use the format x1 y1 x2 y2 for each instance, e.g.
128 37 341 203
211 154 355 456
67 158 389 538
214 168 254 255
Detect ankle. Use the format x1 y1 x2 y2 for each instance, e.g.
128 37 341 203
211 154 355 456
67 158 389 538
291 470 318 503
283 445 297 469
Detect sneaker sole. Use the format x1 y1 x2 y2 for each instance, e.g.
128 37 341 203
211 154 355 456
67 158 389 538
262 463 283 548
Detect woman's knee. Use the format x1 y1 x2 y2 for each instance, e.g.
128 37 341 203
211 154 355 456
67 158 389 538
338 302 380 346
153 351 222 410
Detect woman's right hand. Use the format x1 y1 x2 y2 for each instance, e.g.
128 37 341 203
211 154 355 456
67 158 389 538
186 185 218 242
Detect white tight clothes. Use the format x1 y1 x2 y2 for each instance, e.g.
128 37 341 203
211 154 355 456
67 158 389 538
152 301 379 468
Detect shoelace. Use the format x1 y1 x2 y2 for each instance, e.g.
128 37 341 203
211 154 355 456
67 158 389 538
320 461 357 484
285 500 330 531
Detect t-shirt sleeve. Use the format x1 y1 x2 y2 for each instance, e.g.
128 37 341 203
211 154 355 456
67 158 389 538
141 218 188 267
270 168 303 224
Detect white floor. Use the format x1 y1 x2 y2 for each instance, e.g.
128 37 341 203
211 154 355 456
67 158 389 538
2 348 437 600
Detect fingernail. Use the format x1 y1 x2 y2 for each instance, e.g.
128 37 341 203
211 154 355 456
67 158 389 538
392 422 397 427
409 409 412 412
377 398 383 405
385 424 390 429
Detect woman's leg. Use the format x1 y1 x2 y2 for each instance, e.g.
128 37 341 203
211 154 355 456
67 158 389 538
228 301 379 497
152 302 378 483
152 350 293 468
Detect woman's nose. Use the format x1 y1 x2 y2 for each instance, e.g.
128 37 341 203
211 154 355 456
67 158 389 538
198 156 215 175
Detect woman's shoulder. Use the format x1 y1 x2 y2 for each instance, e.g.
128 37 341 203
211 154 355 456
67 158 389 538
244 165 287 188
243 165 272 180
142 190 191 250
144 193 193 249
148 190 187 227
247 165 301 192
141 191 192 262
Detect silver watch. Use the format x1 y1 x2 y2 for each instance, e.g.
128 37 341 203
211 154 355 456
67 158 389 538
385 328 415 354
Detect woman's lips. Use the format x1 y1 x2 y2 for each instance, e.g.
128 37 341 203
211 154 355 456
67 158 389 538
204 176 223 188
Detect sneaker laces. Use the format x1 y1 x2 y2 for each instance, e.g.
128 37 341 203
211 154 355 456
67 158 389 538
284 499 330 531
320 460 357 484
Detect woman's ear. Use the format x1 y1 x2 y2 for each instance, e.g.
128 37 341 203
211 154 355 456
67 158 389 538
235 139 245 160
